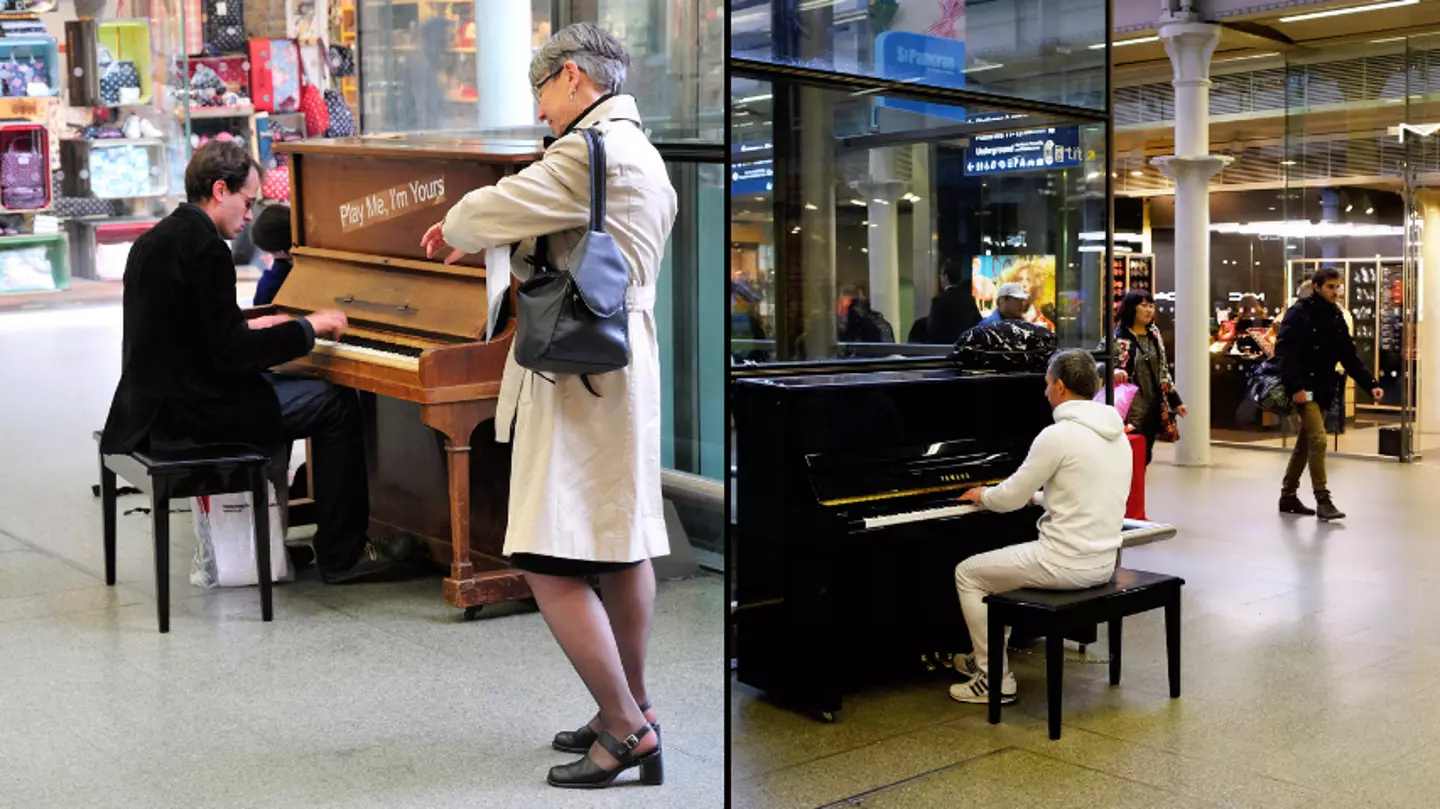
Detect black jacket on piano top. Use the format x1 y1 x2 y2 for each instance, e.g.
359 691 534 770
949 316 1057 373
1274 294 1377 411
100 203 315 455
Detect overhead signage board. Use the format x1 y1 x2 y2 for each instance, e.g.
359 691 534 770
964 126 1086 175
873 31 967 123
730 141 773 196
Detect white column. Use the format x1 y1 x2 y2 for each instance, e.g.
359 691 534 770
860 149 905 326
911 144 935 326
1152 21 1230 468
1416 190 1440 434
475 0 535 128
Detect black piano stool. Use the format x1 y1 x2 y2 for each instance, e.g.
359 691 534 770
985 568 1184 740
95 431 275 633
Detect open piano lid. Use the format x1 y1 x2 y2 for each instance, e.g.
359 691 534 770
272 252 492 343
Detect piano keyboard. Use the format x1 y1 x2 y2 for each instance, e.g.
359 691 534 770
863 504 980 530
312 338 421 372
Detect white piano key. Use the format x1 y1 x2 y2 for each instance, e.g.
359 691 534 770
862 503 980 530
311 338 420 372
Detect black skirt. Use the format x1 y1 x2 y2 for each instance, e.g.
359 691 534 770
509 552 641 578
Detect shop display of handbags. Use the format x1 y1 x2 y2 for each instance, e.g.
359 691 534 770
88 145 153 199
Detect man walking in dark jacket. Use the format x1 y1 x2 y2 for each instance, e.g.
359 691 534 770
1275 266 1384 521
100 142 408 583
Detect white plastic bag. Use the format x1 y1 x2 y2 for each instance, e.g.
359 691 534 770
190 482 292 588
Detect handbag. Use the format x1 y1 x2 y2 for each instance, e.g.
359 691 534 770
514 127 630 395
1247 356 1292 416
1 132 44 209
323 89 354 137
262 158 289 201
299 84 328 137
327 44 355 77
1094 382 1139 422
204 0 247 53
99 60 141 106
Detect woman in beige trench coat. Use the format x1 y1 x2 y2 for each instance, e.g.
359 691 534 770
421 23 676 790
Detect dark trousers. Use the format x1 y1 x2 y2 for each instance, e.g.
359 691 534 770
268 374 369 574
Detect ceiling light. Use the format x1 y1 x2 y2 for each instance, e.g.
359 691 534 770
1089 36 1159 50
1130 170 1144 177
1346 204 1354 212
1372 36 1409 43
804 203 818 210
872 198 889 205
1280 0 1418 23
964 62 1005 74
1211 221 1404 238
1215 52 1280 63
1281 160 1297 166
849 199 867 206
735 93 773 104
1367 207 1375 214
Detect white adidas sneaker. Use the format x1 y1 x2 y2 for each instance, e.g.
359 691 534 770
949 671 1018 705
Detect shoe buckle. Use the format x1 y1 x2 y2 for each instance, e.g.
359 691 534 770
623 734 640 750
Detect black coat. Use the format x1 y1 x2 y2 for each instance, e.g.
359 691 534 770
100 204 314 455
1275 295 1377 410
925 285 982 345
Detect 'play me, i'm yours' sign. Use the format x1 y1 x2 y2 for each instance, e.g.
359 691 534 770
339 177 447 234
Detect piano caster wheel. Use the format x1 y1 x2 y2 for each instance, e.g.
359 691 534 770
819 710 838 724
464 605 483 621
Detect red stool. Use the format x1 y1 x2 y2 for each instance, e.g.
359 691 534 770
1126 432 1147 520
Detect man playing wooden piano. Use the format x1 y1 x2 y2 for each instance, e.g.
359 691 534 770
949 349 1134 704
99 142 412 585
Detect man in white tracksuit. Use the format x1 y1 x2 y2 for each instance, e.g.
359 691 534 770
950 349 1134 704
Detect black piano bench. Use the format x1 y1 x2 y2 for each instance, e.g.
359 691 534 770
985 568 1184 740
95 431 276 634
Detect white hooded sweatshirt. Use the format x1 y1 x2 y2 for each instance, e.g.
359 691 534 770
981 399 1133 567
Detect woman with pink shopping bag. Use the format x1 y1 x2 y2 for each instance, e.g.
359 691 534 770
1101 290 1188 465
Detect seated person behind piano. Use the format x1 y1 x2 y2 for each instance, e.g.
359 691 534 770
250 203 293 306
948 349 1133 704
99 141 411 585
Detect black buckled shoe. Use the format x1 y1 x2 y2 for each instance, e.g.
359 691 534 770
547 725 663 789
553 700 657 754
1279 493 1317 516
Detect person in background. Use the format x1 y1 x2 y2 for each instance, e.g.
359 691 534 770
923 258 982 344
976 282 1029 328
948 349 1132 704
1108 290 1187 465
250 204 293 306
841 296 895 343
1275 267 1383 521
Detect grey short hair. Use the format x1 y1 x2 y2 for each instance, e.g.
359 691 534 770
1048 349 1100 399
529 22 630 94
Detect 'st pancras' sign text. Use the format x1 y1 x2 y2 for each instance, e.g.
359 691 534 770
339 177 447 234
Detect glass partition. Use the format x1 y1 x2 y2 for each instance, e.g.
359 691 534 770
729 79 1109 364
730 0 1108 112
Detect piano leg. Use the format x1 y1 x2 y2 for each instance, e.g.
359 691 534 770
423 403 532 612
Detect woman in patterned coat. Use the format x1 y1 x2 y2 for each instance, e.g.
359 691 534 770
1108 290 1188 464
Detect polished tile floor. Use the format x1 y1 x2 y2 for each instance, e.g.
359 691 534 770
732 441 1440 809
0 303 724 809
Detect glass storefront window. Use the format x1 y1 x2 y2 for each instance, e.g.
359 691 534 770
729 79 1109 364
730 0 1108 112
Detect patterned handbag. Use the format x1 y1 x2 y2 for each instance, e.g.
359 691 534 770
98 60 141 106
262 158 289 201
323 89 354 137
204 0 246 54
249 38 300 113
1 132 46 210
326 45 354 77
299 84 328 137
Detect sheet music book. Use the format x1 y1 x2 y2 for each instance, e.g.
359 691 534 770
484 244 510 342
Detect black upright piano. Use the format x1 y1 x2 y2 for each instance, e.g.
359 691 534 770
732 368 1054 720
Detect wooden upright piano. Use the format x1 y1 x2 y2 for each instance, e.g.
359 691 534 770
248 135 544 616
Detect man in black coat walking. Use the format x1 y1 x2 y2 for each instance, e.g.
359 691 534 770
1274 266 1384 521
923 258 982 344
100 141 407 583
